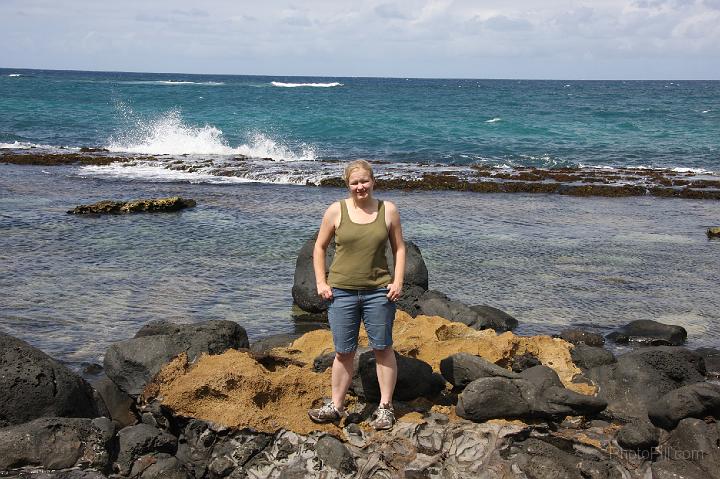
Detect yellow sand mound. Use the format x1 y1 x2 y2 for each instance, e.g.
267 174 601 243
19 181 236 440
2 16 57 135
144 312 593 434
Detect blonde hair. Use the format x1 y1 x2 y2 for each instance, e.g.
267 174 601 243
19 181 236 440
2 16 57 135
342 160 375 185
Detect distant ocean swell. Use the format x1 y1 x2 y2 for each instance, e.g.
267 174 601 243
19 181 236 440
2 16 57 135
1 105 719 195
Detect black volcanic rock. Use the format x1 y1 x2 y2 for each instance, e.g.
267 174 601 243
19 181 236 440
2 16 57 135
606 319 687 346
0 332 106 427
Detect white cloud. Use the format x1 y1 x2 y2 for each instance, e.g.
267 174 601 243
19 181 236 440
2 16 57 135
0 0 718 78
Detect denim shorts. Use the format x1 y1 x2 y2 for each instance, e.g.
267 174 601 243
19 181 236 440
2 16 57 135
328 287 396 353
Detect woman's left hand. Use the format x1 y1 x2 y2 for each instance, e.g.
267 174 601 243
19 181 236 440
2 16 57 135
386 283 402 302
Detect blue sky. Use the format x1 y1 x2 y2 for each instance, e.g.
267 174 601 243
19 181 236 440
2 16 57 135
2 0 719 79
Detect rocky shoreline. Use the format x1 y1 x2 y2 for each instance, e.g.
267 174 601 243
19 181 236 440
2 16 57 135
2 240 720 478
3 151 720 200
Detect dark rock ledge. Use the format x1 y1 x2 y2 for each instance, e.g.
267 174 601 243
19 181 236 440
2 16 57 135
0 152 139 166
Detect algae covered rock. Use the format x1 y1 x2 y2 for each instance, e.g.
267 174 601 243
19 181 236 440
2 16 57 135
67 196 196 214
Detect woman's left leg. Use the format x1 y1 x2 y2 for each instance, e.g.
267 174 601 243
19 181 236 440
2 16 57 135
374 347 397 404
362 287 398 427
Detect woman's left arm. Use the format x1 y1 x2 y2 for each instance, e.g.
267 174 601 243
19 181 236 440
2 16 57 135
386 201 406 301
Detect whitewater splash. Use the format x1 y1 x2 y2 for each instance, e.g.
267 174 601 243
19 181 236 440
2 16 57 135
106 109 316 161
271 81 342 88
485 118 502 123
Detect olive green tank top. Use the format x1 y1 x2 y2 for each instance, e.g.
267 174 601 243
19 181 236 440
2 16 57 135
327 199 392 289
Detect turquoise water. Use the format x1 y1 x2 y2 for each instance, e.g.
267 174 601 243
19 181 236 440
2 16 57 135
2 69 719 173
1 69 719 374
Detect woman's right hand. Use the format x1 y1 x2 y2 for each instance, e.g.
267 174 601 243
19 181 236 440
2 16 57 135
317 282 333 301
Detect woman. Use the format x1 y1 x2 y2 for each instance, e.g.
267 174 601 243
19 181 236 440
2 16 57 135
308 160 406 430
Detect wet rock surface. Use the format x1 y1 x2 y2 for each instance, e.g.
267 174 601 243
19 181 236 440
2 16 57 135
606 319 687 346
0 332 105 427
67 197 196 215
558 328 605 347
0 152 135 166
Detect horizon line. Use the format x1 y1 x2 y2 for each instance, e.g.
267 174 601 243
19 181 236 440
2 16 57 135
1 66 718 82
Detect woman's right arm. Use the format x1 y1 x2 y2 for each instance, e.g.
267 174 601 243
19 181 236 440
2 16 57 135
314 202 339 300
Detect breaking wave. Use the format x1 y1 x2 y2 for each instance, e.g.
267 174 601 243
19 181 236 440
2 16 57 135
106 109 316 161
271 81 342 88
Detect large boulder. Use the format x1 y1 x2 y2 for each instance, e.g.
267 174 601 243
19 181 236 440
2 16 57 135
456 365 606 422
0 332 106 427
351 349 445 401
651 418 720 479
291 235 334 313
606 319 687 346
395 284 426 317
587 346 705 421
402 241 429 290
647 382 720 430
291 236 429 314
416 291 517 332
104 320 248 395
0 417 114 471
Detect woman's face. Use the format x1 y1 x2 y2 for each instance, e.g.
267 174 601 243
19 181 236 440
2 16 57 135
347 168 374 200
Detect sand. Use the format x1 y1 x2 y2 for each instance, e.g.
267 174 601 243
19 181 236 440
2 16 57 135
143 311 592 434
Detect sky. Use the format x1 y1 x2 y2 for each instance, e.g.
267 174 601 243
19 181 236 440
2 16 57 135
1 0 719 79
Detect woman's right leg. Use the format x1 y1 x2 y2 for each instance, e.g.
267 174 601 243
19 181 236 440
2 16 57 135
331 351 355 410
327 288 361 411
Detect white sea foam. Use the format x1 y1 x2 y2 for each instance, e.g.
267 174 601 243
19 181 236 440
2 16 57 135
582 164 715 175
485 118 502 123
0 141 79 151
671 166 715 174
79 163 252 184
106 109 316 161
271 81 342 88
119 80 224 86
78 160 320 186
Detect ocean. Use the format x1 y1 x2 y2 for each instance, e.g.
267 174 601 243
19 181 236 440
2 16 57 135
1 68 719 374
